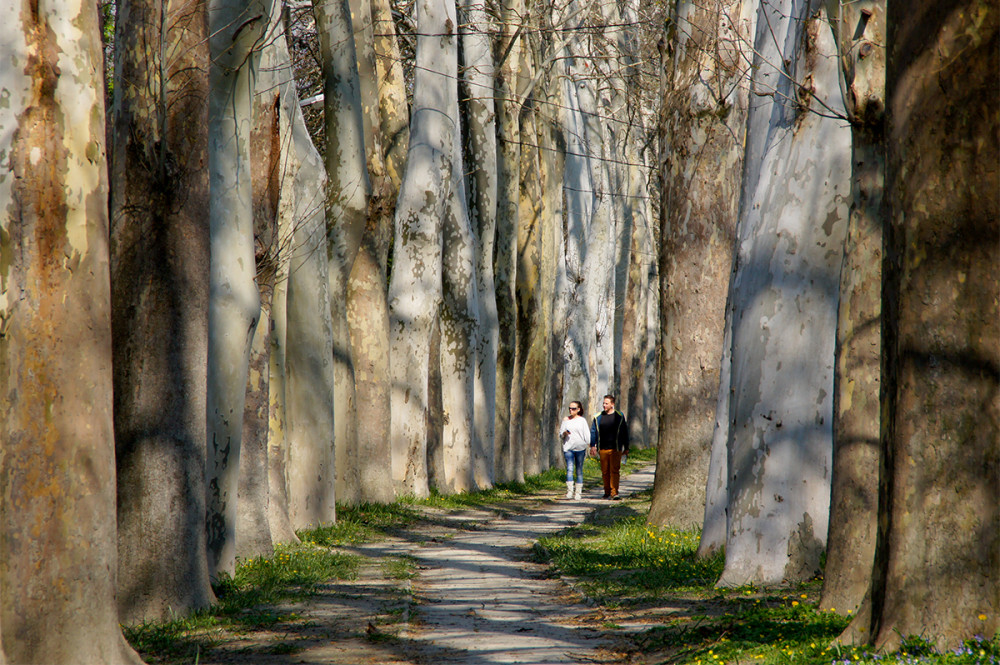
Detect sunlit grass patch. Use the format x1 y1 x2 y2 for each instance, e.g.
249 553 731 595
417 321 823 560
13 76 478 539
123 543 359 663
299 502 422 546
535 519 724 601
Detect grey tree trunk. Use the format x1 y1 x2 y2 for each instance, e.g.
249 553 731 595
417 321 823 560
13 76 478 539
718 0 850 587
0 0 143 660
493 0 525 484
313 0 369 506
205 0 272 579
109 0 215 623
819 0 885 615
388 0 457 497
459 0 499 489
438 117 481 495
648 0 751 529
841 1 998 650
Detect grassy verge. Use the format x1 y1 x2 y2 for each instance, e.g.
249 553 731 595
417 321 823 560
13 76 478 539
533 489 999 665
124 542 359 663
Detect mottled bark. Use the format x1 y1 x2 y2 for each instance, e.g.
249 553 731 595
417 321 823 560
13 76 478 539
718 0 850 587
820 0 885 615
205 0 272 579
648 0 751 529
493 0 524 484
437 120 480 495
841 0 999 649
349 0 394 505
371 0 409 186
313 0 369 506
109 0 215 622
388 0 456 497
459 0 499 489
0 0 143 660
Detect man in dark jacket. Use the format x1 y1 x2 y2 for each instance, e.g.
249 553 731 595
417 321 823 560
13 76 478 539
589 394 629 499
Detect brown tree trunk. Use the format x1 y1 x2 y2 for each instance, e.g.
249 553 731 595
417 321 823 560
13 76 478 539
0 0 143 660
648 0 749 528
110 0 216 623
841 0 999 650
820 0 885 616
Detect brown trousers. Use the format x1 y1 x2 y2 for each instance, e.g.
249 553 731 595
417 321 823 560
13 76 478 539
598 448 622 497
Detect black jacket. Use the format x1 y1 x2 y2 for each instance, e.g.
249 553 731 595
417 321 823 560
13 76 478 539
590 410 629 453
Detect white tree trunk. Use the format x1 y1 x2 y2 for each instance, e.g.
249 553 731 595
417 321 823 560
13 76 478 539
437 118 481 495
388 0 457 497
205 0 272 579
459 0 498 490
719 0 850 586
313 0 370 506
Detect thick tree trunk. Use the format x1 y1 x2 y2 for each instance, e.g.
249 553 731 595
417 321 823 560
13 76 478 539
313 0 369 506
460 0 499 489
109 0 215 623
437 123 480 495
205 0 272 579
841 1 999 650
388 0 456 497
275 12 337 531
0 0 143 660
819 0 885 616
648 0 751 529
350 0 395 505
718 0 850 587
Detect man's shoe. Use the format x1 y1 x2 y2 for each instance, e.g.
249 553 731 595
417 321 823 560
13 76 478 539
602 494 611 500
611 494 621 501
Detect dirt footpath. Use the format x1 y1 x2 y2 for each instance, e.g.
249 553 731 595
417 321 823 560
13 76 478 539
200 466 656 665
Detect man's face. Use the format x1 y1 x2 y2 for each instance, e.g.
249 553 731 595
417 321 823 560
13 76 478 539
603 398 614 413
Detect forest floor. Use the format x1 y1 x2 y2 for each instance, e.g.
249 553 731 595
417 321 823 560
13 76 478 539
189 466 660 665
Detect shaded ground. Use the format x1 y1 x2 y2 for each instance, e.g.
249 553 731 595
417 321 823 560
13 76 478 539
187 467 660 665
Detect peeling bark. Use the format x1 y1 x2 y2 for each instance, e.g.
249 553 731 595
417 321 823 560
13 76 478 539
0 0 143 659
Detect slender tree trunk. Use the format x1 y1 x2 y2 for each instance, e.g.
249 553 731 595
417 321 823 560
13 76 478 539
313 0 369 506
110 0 215 622
648 0 751 529
493 0 524 484
841 1 998 649
718 0 850 587
0 0 143 660
371 0 409 187
819 0 885 615
205 0 272 579
388 0 457 497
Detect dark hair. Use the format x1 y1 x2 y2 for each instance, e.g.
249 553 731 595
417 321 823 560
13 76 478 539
603 394 616 404
569 400 583 411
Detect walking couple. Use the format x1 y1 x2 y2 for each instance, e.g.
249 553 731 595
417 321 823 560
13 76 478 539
559 395 630 501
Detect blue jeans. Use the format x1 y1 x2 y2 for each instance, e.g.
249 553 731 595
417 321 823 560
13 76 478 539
564 449 586 484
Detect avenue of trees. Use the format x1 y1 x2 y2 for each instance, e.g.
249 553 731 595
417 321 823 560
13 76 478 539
0 0 995 662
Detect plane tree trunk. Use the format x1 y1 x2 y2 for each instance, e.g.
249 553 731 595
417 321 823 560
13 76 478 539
109 0 216 623
0 0 144 660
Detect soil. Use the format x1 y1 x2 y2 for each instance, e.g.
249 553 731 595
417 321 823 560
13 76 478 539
173 466 659 665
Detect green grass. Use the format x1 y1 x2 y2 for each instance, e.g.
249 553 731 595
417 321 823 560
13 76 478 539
532 500 999 665
123 542 358 663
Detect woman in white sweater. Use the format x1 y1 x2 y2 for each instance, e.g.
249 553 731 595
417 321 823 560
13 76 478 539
559 401 590 499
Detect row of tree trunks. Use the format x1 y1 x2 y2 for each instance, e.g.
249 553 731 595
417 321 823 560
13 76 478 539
0 0 144 660
839 0 998 650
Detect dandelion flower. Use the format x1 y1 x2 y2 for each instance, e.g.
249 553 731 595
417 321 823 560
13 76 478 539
979 614 987 621
792 601 799 607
